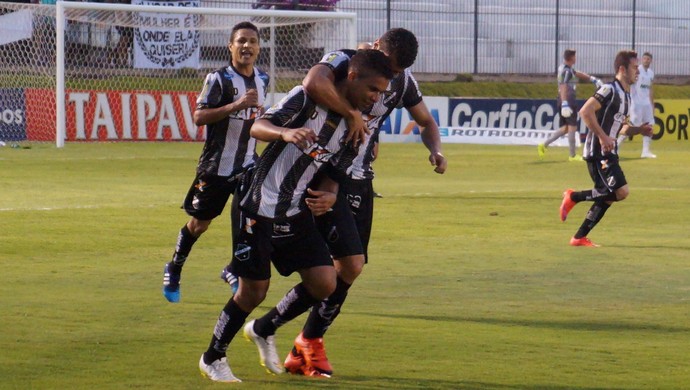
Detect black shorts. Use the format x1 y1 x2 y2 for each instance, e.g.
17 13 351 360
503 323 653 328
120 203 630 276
228 210 333 280
315 178 373 262
182 172 239 221
587 156 627 194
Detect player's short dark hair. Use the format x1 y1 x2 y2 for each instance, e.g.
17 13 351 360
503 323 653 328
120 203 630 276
614 50 638 72
230 21 259 43
643 52 653 58
378 28 418 69
563 49 576 61
349 49 394 80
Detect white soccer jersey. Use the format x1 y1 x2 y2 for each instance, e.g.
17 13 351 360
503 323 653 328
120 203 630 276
631 65 654 107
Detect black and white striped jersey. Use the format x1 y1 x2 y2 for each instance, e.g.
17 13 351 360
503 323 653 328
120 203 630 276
582 79 630 160
195 65 269 177
240 86 348 219
318 50 423 180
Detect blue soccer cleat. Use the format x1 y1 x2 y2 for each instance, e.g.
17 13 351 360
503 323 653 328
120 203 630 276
162 262 181 303
219 267 239 295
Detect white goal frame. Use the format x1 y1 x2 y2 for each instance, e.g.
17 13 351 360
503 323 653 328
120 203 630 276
55 1 357 147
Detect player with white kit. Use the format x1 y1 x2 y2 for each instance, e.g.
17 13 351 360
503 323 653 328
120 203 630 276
618 52 656 158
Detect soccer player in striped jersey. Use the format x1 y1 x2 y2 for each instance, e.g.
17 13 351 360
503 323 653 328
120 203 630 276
243 28 446 377
538 49 602 161
559 50 652 247
162 22 269 304
198 49 394 382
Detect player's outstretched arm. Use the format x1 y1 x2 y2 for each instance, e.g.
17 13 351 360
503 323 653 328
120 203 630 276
575 70 603 87
407 101 447 174
303 64 368 145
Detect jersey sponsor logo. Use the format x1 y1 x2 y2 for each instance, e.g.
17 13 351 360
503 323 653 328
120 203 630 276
306 144 334 163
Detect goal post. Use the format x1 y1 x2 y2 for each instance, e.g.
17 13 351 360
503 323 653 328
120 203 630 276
0 1 356 147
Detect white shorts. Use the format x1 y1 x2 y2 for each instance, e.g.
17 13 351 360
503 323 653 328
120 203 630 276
630 103 654 127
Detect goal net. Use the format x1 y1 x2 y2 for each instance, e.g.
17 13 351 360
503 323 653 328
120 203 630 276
0 1 356 147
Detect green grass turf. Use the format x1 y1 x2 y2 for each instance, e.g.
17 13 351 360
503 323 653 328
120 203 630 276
1 141 689 389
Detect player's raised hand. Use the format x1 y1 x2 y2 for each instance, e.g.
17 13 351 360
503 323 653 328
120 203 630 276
429 152 447 174
305 188 336 216
280 127 318 149
344 110 369 146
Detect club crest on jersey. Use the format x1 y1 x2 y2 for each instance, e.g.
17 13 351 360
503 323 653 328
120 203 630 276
234 243 251 261
600 159 609 170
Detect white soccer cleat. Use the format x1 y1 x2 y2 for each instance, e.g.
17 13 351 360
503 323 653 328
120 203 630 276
243 320 284 374
641 152 657 159
198 355 241 383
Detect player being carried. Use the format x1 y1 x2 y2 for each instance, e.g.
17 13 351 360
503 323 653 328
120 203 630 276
235 28 447 378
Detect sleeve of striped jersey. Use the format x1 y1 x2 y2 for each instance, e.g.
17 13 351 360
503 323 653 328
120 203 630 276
317 50 351 83
261 88 307 127
401 71 424 108
593 83 614 105
196 72 223 109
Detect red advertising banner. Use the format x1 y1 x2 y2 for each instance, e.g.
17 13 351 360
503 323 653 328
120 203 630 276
25 88 203 142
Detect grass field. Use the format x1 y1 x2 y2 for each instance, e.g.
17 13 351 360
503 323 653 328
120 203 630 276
1 141 689 389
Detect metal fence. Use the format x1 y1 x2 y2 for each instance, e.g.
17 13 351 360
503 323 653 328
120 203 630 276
202 0 690 76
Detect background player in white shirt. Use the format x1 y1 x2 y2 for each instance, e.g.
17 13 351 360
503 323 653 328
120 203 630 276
617 52 656 158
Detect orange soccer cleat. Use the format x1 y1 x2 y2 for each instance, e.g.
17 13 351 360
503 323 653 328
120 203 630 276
292 332 333 377
569 236 600 247
560 189 576 222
